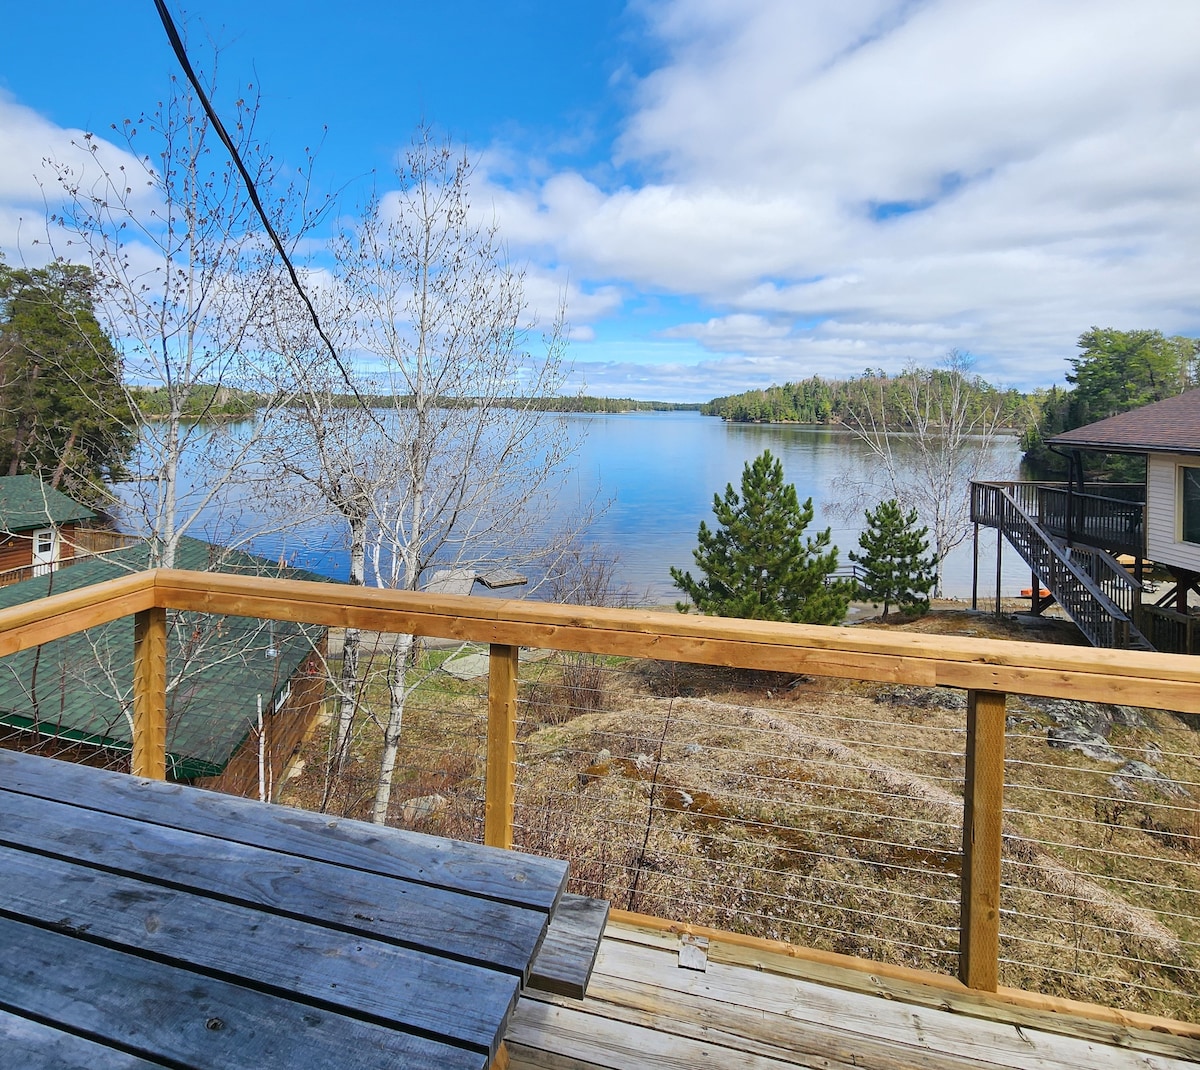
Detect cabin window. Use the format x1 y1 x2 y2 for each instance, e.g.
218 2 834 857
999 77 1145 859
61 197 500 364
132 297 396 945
1181 467 1200 543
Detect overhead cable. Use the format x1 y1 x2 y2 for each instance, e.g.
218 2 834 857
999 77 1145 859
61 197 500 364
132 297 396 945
151 0 376 416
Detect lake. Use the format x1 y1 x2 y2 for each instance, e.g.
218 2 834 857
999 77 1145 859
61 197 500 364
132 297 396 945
123 410 1029 604
559 411 1026 601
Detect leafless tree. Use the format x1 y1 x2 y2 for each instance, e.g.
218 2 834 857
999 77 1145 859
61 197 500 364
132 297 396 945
834 351 1013 595
45 55 328 567
281 126 580 823
263 339 378 776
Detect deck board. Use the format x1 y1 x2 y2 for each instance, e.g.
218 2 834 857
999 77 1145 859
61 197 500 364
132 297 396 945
0 749 592 1068
507 922 1200 1070
0 787 546 977
0 842 517 1052
529 894 611 998
0 750 567 910
0 915 485 1070
605 916 1199 1059
0 1009 167 1070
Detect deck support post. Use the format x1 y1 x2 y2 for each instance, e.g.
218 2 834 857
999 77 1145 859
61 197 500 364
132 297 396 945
132 606 168 779
994 529 1003 614
959 688 1006 992
485 643 520 849
971 523 979 611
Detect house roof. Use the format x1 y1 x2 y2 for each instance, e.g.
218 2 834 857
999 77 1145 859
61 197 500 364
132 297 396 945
1049 389 1200 455
0 476 95 532
0 538 328 779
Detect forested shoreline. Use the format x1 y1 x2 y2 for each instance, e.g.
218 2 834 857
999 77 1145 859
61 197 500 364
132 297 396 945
701 370 1030 428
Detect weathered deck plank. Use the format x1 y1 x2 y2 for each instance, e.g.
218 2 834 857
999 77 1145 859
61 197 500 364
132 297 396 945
0 843 517 1053
0 915 485 1070
606 913 1200 1057
0 749 567 910
529 893 611 998
507 923 1200 1070
0 1009 166 1070
0 744 603 1069
0 786 546 978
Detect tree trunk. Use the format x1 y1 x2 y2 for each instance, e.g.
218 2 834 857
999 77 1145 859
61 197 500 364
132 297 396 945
334 510 367 770
372 631 413 824
50 428 77 489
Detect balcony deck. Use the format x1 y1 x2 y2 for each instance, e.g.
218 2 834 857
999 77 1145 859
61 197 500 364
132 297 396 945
510 919 1200 1069
5 568 1200 1064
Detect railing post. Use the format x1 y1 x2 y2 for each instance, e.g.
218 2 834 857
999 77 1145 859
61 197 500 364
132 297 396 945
132 606 167 779
485 643 520 850
960 688 1006 992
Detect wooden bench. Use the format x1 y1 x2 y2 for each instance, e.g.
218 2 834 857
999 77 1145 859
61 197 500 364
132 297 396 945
0 749 608 1070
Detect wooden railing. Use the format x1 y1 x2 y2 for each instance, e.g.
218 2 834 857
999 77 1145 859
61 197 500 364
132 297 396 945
1037 485 1146 559
973 481 1147 560
68 527 143 555
0 563 52 587
0 529 142 587
2 568 1200 1025
1144 605 1200 655
971 482 1147 648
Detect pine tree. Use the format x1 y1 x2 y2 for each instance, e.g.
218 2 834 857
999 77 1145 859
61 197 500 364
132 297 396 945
670 449 852 624
849 499 937 618
0 259 134 503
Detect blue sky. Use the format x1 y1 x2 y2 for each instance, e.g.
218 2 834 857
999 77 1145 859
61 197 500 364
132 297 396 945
3 1 1200 401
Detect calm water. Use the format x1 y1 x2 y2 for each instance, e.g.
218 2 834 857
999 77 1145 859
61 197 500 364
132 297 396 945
122 410 1029 602
558 411 1026 601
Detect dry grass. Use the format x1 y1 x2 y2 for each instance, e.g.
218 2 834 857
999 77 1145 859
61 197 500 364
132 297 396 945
278 610 1200 1022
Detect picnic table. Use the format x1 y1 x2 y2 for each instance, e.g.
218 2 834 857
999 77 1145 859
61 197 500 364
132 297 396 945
0 749 602 1069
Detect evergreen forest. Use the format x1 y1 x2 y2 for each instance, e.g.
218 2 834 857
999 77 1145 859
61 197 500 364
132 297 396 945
702 369 1029 429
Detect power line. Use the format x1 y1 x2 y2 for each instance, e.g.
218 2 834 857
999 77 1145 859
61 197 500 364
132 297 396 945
151 0 376 417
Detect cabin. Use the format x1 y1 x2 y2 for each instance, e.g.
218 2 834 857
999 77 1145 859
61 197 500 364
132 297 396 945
0 536 328 797
972 388 1200 652
0 475 96 583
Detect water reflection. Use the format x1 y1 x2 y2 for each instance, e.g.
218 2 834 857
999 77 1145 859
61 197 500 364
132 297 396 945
116 410 1029 602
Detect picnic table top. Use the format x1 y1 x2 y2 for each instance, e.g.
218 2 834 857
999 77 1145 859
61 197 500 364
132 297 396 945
0 749 571 1070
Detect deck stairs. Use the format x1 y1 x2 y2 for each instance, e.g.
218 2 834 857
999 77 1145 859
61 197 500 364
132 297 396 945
975 484 1153 651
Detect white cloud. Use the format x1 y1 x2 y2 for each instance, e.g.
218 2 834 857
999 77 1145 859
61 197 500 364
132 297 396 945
495 0 1200 391
7 2 1200 398
0 92 155 261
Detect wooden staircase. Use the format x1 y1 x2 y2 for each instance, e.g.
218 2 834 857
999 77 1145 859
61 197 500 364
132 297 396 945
972 483 1153 651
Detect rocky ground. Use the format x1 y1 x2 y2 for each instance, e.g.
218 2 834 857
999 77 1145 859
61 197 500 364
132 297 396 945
282 600 1200 1019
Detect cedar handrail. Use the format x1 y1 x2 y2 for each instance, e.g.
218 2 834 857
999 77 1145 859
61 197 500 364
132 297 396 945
3 568 1200 1005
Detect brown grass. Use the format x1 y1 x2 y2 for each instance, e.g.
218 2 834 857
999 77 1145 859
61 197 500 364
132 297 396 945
277 612 1200 1022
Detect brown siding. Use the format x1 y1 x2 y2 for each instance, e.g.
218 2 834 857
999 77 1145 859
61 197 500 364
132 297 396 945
0 533 32 574
195 644 329 799
58 523 79 563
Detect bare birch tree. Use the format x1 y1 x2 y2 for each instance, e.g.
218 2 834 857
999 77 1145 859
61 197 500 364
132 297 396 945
263 341 378 780
46 61 326 566
306 127 576 824
834 351 1012 595
25 44 340 798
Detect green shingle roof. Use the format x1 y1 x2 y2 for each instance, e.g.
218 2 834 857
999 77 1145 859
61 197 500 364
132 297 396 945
0 476 96 531
0 537 329 779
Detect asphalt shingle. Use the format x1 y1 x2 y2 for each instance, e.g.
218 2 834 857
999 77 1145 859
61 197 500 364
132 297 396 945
0 537 328 778
0 476 96 531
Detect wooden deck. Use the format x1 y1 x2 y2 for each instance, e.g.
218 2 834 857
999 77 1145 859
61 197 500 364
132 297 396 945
0 750 584 1069
508 919 1200 1070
